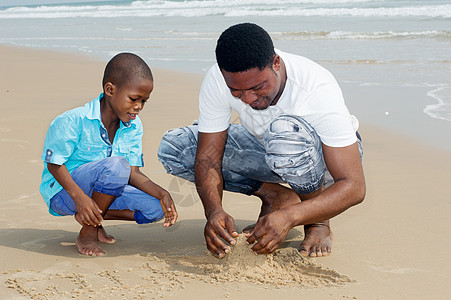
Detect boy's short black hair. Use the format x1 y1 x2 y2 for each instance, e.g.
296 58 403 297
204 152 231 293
102 53 153 89
215 23 275 73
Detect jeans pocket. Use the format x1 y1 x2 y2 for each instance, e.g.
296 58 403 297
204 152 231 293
267 150 311 171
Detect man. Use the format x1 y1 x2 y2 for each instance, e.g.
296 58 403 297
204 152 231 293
158 23 365 258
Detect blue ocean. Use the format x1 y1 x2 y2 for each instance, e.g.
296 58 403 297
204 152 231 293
1 0 450 141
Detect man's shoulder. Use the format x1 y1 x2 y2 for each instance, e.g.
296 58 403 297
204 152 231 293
279 50 337 89
204 63 222 81
200 64 229 98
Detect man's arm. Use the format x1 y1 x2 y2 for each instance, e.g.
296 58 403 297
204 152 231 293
129 166 178 227
247 142 365 254
195 130 239 258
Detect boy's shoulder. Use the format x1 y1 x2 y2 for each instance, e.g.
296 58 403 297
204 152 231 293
52 99 96 124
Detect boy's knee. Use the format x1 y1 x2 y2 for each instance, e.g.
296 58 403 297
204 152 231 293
105 156 131 177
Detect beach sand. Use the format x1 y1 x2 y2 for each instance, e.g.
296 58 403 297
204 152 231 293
1 45 450 299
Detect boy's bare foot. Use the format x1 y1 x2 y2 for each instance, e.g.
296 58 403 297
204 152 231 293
299 222 333 257
75 214 116 244
74 213 83 226
97 225 116 244
76 226 104 256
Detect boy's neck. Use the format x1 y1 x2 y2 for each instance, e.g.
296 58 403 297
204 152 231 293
100 96 120 143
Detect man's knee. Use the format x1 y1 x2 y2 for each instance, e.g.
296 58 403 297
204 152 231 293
157 126 197 176
264 115 325 194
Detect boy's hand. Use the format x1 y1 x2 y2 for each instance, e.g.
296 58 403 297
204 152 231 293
74 194 103 227
160 192 178 227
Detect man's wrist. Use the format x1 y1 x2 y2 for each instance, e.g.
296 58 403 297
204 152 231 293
283 204 302 228
204 205 224 220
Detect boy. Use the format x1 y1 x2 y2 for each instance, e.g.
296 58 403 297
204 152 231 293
40 53 177 256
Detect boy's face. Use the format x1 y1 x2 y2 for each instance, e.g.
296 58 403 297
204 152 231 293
105 78 153 123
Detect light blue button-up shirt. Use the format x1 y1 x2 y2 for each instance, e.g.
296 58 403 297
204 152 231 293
40 94 144 215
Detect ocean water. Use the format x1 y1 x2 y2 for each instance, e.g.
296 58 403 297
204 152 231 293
1 0 450 138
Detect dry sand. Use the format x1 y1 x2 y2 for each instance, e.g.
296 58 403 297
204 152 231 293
1 45 451 299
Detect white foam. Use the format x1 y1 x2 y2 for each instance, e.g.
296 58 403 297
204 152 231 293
424 87 451 122
1 1 450 19
272 30 451 40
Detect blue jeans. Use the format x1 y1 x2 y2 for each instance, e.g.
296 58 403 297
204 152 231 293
158 115 363 196
49 156 164 224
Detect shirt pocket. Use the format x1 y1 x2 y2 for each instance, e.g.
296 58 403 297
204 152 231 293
75 143 106 162
117 143 133 161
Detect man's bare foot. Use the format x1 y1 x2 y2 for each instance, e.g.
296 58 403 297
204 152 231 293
299 222 333 257
242 223 256 234
243 183 300 233
76 226 104 256
97 225 116 244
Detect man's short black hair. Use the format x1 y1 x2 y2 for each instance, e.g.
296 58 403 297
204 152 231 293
102 52 153 89
215 23 275 73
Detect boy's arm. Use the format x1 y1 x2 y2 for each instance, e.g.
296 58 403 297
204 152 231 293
129 166 178 227
47 163 103 227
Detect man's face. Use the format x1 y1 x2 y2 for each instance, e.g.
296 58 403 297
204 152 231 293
221 55 284 110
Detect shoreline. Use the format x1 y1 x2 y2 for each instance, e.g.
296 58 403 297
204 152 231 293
1 44 451 299
3 43 450 152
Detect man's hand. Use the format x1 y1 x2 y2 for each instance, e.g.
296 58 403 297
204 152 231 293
204 210 239 258
74 194 103 227
160 193 178 227
246 209 293 254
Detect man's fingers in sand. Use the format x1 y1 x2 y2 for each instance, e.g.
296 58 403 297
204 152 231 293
224 217 239 239
213 219 239 246
205 231 228 258
245 226 261 244
204 220 237 257
251 235 279 254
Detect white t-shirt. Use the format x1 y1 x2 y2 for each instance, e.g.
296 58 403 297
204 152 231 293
198 50 358 147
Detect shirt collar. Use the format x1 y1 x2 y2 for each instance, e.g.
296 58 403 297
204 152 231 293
86 93 132 128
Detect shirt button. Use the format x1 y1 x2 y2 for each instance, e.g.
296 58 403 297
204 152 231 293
47 151 51 155
102 134 106 138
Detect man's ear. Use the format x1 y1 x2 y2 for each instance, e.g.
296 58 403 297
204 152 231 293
272 54 281 72
104 82 115 97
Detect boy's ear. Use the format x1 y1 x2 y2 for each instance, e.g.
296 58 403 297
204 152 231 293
104 82 115 97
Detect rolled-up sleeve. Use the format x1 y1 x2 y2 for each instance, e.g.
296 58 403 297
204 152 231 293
41 114 78 165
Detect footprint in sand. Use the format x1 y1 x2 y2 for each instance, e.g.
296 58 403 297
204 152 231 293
20 234 65 251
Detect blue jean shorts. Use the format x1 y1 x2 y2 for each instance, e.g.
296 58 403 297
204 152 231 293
158 114 363 195
49 156 164 224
